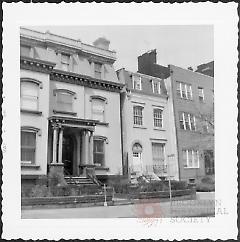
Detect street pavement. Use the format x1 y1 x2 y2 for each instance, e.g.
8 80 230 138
21 197 215 219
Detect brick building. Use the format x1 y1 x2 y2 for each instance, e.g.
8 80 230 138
138 50 214 183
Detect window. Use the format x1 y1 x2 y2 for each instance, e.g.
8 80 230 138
179 112 196 131
92 98 105 122
153 109 163 128
133 106 143 126
132 75 142 90
21 81 39 111
183 149 199 168
152 143 166 174
198 87 204 102
176 82 192 100
20 45 31 57
152 80 161 94
61 53 70 72
55 90 75 112
21 131 36 164
189 114 196 131
94 63 102 79
93 138 105 166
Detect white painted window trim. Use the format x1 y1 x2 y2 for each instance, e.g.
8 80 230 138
21 127 40 164
184 149 200 168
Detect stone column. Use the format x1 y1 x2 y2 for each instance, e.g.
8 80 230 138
52 125 58 164
89 131 94 165
84 130 89 164
58 126 64 164
81 130 86 165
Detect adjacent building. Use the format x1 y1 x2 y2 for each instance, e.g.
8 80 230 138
117 69 179 181
20 28 124 186
138 50 214 183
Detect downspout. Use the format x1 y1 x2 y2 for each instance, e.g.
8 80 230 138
169 68 181 180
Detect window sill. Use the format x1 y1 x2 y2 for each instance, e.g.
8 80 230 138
177 97 193 102
133 125 147 129
179 128 197 133
21 163 40 169
95 166 110 171
96 122 109 127
153 127 166 131
21 109 42 115
53 110 77 116
184 167 199 169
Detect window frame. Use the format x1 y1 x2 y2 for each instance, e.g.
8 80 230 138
132 75 142 90
133 105 144 126
152 80 161 94
176 81 193 100
198 87 205 102
20 79 41 112
21 127 40 165
94 62 103 79
60 53 71 72
179 112 196 131
20 44 33 58
93 136 107 167
90 96 107 123
153 108 163 128
53 89 76 114
183 149 200 168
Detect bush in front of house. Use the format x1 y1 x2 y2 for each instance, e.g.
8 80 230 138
30 184 52 197
109 178 188 195
196 176 215 192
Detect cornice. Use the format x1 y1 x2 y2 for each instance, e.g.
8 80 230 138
20 56 56 74
50 69 124 93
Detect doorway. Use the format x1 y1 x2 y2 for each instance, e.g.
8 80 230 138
62 134 74 175
204 150 214 175
132 142 143 174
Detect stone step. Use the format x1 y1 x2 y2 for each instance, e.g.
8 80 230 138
64 176 95 185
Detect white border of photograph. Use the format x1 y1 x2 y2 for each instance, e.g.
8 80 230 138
2 2 238 240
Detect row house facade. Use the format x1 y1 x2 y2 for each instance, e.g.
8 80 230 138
117 69 179 181
20 28 123 185
138 50 214 183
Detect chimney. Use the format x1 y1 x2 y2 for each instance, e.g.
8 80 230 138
93 37 110 50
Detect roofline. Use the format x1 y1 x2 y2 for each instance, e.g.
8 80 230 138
168 64 214 79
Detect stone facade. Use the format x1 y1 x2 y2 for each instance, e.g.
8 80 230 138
20 28 123 184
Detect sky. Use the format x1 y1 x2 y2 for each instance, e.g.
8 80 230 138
28 25 213 72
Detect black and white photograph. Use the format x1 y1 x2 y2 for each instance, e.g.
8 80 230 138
2 2 238 240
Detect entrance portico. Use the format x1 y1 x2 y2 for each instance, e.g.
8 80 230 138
48 116 99 177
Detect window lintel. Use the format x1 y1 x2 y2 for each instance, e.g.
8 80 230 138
21 126 41 136
21 78 43 89
53 89 76 99
94 135 108 144
90 95 107 104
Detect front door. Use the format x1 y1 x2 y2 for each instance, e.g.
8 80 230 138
132 152 142 174
204 150 214 175
62 135 74 175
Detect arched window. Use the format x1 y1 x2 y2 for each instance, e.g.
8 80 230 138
90 96 107 122
53 89 76 113
21 79 40 111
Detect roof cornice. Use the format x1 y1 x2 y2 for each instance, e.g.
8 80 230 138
20 56 56 74
50 69 124 93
